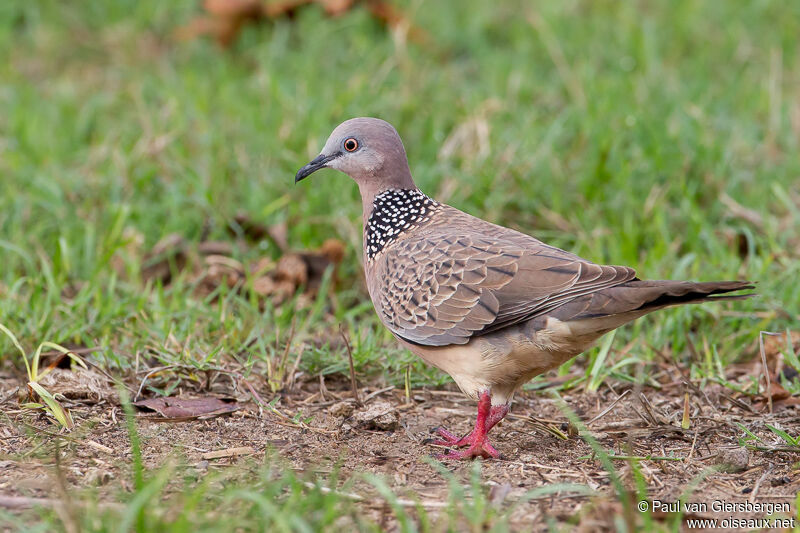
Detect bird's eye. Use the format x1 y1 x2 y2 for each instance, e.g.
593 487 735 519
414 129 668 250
344 138 359 152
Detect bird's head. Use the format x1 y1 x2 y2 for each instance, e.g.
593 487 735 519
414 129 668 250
295 117 415 191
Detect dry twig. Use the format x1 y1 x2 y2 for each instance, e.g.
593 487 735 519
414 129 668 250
340 325 362 407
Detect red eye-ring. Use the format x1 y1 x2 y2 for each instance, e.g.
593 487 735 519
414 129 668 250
344 138 358 152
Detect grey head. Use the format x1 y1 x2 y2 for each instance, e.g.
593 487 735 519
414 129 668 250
295 118 417 210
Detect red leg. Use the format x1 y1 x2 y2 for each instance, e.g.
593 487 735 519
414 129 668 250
430 404 508 446
428 390 509 460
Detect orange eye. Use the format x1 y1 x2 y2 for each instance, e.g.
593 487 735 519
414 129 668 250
344 138 358 152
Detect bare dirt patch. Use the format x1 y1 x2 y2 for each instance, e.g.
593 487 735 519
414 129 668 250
1 363 798 529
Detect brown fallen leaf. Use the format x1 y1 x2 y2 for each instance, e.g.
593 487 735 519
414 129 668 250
181 0 264 46
229 213 289 251
727 330 799 383
177 0 428 48
141 227 345 307
247 239 345 302
266 221 289 251
230 212 269 240
198 240 236 256
274 253 308 287
319 0 355 16
133 396 239 420
195 254 246 296
205 0 263 17
142 233 191 285
753 380 800 411
719 227 755 259
299 238 345 291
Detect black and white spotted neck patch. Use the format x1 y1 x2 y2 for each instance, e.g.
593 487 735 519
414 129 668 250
365 189 441 260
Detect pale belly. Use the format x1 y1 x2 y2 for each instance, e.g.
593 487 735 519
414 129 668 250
398 316 610 405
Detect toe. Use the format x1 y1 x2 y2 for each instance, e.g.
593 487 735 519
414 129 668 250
432 438 501 460
432 427 461 444
481 442 500 459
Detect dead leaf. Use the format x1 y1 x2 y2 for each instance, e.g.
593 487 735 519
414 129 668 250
488 482 512 507
318 0 356 16
248 238 345 303
753 380 800 411
299 238 345 290
140 228 344 307
764 330 800 375
266 221 289 251
177 0 427 48
263 0 314 18
198 241 235 256
133 396 239 420
229 213 289 251
198 254 245 292
719 227 755 259
177 0 264 46
274 254 308 287
204 0 263 17
727 330 800 385
142 233 191 285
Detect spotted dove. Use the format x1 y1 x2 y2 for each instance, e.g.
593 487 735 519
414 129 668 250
295 117 754 460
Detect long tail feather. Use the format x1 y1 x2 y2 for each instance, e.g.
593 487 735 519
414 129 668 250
549 280 755 327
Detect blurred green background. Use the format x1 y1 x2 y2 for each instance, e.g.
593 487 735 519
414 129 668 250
1 1 800 530
1 0 798 383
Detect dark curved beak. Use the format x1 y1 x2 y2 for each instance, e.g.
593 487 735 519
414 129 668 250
295 153 339 183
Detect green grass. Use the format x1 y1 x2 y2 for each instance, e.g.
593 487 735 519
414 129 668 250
0 456 558 532
1 0 799 530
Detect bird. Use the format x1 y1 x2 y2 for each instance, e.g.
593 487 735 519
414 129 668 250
295 117 754 460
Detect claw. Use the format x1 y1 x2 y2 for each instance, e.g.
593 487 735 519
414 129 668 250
425 390 510 461
435 440 500 460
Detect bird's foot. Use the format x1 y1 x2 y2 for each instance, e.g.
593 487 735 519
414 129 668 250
428 427 473 448
426 390 509 460
434 433 501 460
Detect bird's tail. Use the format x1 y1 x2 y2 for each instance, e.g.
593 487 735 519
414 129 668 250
613 279 756 310
552 280 755 336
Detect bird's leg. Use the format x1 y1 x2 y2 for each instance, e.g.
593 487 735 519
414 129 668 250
428 390 509 459
431 403 508 446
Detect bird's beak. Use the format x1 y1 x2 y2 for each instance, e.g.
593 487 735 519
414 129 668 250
295 153 338 183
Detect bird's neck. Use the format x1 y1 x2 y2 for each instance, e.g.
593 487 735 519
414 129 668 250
361 188 442 261
357 172 417 225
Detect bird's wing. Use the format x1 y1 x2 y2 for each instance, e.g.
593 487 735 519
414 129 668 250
372 208 636 346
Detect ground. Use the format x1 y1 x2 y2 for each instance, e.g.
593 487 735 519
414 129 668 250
1 0 800 531
2 344 799 530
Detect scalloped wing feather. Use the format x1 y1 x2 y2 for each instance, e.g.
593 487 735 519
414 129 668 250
368 207 636 346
